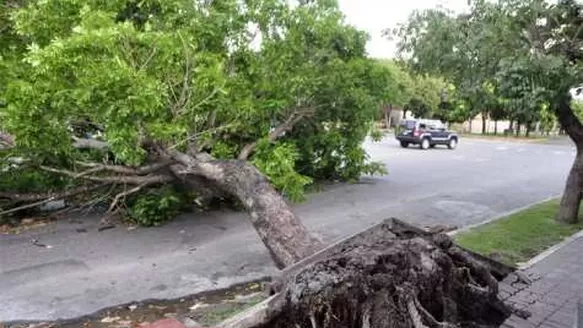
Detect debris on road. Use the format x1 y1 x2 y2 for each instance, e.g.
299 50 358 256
2 281 266 328
29 239 53 249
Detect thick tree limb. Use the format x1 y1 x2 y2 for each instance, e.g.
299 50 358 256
38 166 174 185
238 108 315 160
0 183 108 203
0 183 109 216
159 146 323 268
75 161 173 175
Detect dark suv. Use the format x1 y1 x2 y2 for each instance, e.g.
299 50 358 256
396 119 459 150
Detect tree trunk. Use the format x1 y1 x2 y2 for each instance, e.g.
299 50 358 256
516 123 521 137
557 151 583 223
525 122 531 138
494 120 498 135
167 150 323 268
468 118 472 134
554 92 583 224
384 105 393 130
482 113 487 134
387 104 393 129
196 161 323 268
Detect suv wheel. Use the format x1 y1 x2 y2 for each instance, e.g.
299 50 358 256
448 138 458 150
400 141 409 148
420 138 430 150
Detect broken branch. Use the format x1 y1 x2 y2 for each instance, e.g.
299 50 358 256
75 161 172 176
0 183 109 216
238 107 315 160
106 182 150 213
39 165 174 185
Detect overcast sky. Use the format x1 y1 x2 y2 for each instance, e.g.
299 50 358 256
337 0 470 59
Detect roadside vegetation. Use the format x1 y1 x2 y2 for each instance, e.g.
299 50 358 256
456 200 583 265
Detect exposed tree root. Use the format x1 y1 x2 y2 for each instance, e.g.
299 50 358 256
249 219 521 328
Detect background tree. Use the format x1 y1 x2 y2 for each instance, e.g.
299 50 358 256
405 74 445 119
493 0 583 221
393 0 583 223
375 59 413 128
393 0 516 134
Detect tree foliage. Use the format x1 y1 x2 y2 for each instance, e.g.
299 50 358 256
0 0 392 223
375 59 447 121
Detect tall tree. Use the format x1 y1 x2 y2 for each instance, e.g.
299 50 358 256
375 59 412 127
494 0 583 221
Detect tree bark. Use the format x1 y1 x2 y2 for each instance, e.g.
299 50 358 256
164 149 323 268
557 150 583 223
384 104 393 129
516 123 521 137
494 120 498 135
554 92 583 223
482 113 487 134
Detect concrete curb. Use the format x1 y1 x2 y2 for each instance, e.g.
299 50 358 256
447 194 561 237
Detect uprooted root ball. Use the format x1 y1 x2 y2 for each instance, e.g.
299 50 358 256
261 223 513 328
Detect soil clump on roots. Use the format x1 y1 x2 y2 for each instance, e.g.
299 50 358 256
257 219 521 328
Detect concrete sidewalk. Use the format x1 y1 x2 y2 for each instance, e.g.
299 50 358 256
502 234 583 328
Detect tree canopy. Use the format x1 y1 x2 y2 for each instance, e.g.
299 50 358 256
0 0 394 227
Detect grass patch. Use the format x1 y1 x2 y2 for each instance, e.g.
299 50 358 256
459 133 548 142
455 199 583 265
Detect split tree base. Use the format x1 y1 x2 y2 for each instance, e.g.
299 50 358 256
217 219 529 328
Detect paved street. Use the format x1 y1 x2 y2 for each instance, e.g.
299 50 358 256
0 136 576 322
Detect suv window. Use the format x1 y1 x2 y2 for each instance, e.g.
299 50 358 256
402 120 417 129
419 123 427 129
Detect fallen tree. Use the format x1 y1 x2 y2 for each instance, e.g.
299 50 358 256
0 0 392 228
1 1 525 327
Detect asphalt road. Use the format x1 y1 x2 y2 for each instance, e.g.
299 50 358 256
0 136 575 322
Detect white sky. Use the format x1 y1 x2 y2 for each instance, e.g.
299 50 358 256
337 0 470 58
